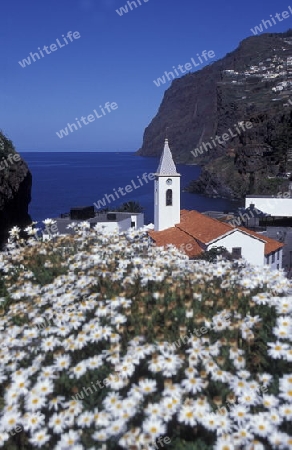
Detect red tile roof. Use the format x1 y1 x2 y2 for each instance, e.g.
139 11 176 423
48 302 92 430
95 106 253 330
149 210 283 257
177 210 233 244
149 227 203 257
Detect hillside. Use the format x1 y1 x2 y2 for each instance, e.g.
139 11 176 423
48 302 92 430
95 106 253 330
0 131 32 247
137 30 292 198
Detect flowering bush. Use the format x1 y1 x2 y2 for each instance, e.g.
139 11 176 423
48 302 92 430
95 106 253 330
0 222 291 449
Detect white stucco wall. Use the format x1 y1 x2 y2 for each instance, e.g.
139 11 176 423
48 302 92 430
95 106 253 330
207 230 265 266
131 214 144 229
265 248 283 270
245 197 292 217
98 221 120 232
118 219 132 232
154 175 181 231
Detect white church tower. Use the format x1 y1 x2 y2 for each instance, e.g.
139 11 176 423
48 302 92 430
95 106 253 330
154 139 181 231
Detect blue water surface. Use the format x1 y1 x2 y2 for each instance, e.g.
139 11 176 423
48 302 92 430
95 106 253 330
21 152 243 224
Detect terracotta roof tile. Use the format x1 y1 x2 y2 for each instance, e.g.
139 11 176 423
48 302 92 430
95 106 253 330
149 210 283 259
149 227 203 257
177 210 234 243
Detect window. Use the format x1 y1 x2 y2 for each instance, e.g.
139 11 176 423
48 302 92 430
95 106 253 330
277 264 279 270
166 189 172 206
277 251 280 261
131 221 135 228
107 213 116 221
272 253 275 264
231 247 242 259
266 255 269 264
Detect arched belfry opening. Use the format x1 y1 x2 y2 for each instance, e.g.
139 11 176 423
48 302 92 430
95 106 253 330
166 189 172 206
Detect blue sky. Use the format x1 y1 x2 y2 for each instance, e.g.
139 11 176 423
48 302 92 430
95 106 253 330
1 0 292 152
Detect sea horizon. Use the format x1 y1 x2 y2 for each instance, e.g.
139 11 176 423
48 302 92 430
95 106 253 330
21 152 243 225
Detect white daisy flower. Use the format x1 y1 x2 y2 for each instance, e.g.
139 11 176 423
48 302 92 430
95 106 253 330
48 396 66 411
71 361 87 379
178 404 197 426
76 411 94 428
142 418 166 439
107 419 126 436
181 376 204 394
233 425 253 446
48 413 68 434
201 413 219 432
57 429 80 447
267 341 289 359
268 431 291 448
1 411 21 431
25 393 47 412
139 379 157 395
238 389 261 407
54 354 71 371
279 404 292 419
29 429 50 447
92 430 108 442
0 432 9 446
34 379 54 397
262 394 279 409
230 404 250 424
251 413 274 438
145 402 163 418
23 412 45 433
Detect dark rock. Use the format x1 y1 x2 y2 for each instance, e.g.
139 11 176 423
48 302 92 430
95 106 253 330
0 132 32 247
138 29 292 198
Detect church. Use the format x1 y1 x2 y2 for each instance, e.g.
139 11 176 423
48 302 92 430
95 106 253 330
149 139 284 269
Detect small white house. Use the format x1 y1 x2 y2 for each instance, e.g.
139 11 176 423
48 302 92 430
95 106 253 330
55 210 144 235
245 191 292 217
207 229 265 267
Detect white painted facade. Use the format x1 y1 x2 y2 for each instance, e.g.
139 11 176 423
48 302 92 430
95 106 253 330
154 175 181 231
55 212 144 235
265 248 283 270
154 139 181 231
207 229 266 266
131 214 144 230
245 196 292 217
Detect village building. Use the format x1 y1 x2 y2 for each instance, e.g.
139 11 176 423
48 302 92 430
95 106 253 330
149 139 283 269
54 207 144 235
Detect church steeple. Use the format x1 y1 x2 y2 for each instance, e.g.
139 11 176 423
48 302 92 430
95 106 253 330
154 139 181 231
156 139 179 176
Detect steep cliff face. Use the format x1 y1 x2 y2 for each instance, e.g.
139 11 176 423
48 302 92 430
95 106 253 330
137 62 223 162
138 30 292 198
0 132 32 247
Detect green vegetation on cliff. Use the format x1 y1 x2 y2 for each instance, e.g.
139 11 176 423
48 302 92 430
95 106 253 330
138 30 292 198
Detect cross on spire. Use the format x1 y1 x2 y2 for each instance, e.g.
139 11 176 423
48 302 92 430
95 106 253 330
165 127 169 140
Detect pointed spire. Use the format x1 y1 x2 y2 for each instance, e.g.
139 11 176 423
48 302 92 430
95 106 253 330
156 138 179 175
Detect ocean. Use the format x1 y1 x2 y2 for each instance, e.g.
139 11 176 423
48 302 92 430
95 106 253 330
20 152 243 225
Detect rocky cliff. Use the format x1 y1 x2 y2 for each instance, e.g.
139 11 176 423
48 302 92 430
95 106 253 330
137 30 292 198
0 132 32 247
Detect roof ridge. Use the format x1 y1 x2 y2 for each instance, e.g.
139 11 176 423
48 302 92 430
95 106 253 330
175 223 204 249
181 209 235 228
